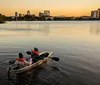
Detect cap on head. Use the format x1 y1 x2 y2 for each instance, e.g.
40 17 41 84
34 47 38 52
19 53 23 58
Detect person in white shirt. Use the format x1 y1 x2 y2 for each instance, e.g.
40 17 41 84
14 53 31 68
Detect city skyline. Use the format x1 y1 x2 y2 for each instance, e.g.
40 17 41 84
0 0 100 16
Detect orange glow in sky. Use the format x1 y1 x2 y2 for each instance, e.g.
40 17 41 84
0 0 100 16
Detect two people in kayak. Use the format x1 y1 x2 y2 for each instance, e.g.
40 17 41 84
14 47 49 68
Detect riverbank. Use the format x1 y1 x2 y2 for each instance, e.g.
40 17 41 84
0 21 6 24
6 19 100 22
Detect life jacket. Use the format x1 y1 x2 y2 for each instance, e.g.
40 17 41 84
31 50 39 55
16 58 26 61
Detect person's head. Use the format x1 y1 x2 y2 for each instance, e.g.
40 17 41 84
34 47 39 52
18 53 23 58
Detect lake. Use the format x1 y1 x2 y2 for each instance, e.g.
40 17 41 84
0 21 100 85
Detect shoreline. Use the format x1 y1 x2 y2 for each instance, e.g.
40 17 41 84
6 20 100 22
0 21 6 24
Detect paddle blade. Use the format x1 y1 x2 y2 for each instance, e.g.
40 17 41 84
9 60 16 64
51 57 59 61
26 51 32 55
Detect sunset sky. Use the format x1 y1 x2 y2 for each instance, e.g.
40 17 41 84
0 0 100 16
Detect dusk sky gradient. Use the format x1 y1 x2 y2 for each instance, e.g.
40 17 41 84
0 0 100 16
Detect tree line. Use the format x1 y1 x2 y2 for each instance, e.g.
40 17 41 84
1 13 100 23
0 14 6 23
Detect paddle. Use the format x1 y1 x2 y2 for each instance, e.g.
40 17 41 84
9 60 16 64
26 51 59 62
26 51 32 55
51 57 59 61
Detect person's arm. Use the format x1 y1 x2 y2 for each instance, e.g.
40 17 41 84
14 60 18 65
24 60 30 66
29 58 32 64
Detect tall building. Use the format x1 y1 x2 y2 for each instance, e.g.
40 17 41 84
19 13 22 17
15 12 18 17
15 12 18 21
97 9 100 18
91 8 100 18
44 10 50 16
91 10 98 18
27 10 30 15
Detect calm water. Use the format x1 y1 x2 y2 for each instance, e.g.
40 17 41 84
0 21 100 85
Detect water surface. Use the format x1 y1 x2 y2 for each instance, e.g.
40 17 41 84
0 21 100 85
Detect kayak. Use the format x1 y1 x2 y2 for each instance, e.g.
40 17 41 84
8 52 53 74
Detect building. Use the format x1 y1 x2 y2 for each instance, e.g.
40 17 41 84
15 12 18 17
57 15 66 18
27 10 30 15
91 8 100 18
22 14 25 17
44 10 50 17
97 9 100 18
91 10 98 18
19 13 22 17
91 11 94 17
39 12 44 17
15 12 18 20
81 16 91 19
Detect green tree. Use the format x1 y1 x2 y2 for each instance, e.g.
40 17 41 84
0 13 6 23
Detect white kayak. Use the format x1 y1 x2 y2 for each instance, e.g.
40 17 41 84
8 52 53 74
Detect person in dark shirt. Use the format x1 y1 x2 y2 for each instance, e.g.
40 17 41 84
31 48 42 63
31 47 49 62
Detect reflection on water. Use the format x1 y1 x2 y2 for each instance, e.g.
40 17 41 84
0 21 100 37
90 22 100 35
0 21 50 36
39 23 50 35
